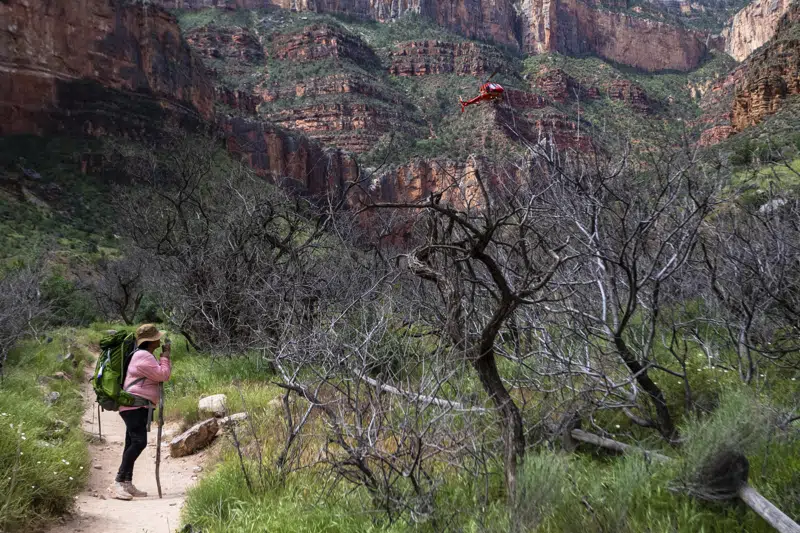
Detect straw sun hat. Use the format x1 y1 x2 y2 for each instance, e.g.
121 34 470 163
135 323 165 347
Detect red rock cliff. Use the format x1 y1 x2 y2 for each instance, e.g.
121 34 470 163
731 3 800 131
1 0 215 135
550 0 706 72
1 0 359 202
223 117 359 199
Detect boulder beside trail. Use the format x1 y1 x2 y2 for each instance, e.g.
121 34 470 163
169 418 219 457
198 394 227 418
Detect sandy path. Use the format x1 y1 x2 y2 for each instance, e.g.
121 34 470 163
47 367 205 533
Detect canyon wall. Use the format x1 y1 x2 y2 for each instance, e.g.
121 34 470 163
721 0 794 62
156 0 708 71
519 0 708 71
1 0 358 201
731 2 800 130
156 0 520 49
699 2 799 144
0 0 215 136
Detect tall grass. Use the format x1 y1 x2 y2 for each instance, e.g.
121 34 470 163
0 331 91 531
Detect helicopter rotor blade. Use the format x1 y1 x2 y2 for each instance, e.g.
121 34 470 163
484 70 498 84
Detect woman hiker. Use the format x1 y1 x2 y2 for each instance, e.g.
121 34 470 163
109 323 172 500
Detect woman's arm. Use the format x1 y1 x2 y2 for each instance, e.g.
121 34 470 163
136 350 172 383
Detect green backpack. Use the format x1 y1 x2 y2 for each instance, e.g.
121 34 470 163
91 331 150 411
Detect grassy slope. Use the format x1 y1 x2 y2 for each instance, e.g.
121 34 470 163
176 347 799 533
0 135 118 264
0 331 92 531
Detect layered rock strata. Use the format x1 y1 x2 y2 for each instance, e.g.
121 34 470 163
1 0 360 203
731 4 800 131
387 41 510 77
222 117 359 197
156 0 520 49
156 0 708 71
519 0 707 71
270 24 379 65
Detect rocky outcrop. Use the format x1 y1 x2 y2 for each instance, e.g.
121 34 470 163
156 0 520 49
606 79 650 112
270 24 379 65
698 125 736 145
186 25 265 64
721 0 794 62
519 0 708 71
258 73 395 103
731 4 800 131
387 41 508 77
697 64 745 144
504 88 550 109
263 102 414 153
532 67 575 102
170 418 219 457
222 117 359 198
1 0 214 136
216 86 262 114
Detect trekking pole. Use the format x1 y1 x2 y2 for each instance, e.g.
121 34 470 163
97 403 102 440
156 381 164 499
155 336 170 499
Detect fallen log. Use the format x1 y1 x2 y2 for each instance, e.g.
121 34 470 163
570 428 671 463
568 429 800 533
738 485 800 533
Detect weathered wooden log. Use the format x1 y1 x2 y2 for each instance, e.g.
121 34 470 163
570 428 671 462
568 429 800 533
738 485 800 533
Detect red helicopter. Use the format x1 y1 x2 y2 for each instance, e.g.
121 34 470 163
459 71 504 112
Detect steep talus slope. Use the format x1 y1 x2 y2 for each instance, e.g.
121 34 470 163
721 0 795 61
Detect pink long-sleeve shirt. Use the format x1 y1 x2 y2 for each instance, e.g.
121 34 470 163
119 349 171 412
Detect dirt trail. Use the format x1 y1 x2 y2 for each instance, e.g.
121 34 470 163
47 366 205 533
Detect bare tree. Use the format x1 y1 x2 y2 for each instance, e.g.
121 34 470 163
84 254 146 325
533 139 722 441
362 161 571 496
0 263 48 379
700 188 800 381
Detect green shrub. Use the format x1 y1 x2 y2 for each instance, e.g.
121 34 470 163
41 272 97 327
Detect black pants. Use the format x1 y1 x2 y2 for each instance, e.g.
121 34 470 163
116 407 149 483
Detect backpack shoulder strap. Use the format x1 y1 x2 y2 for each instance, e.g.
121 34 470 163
125 376 147 391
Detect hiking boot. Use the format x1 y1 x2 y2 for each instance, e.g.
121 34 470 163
124 481 148 497
109 481 133 501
